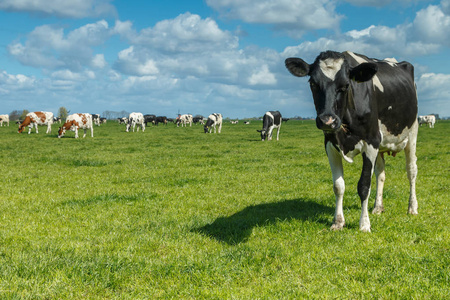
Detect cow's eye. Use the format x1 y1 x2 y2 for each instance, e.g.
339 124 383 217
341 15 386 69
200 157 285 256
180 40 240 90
337 84 349 93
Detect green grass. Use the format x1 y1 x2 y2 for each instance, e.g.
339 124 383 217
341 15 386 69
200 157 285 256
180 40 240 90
0 120 448 299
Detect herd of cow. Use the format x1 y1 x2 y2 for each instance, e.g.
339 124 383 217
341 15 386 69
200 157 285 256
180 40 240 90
0 50 440 232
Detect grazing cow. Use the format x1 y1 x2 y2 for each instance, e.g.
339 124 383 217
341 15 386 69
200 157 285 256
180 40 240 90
244 121 250 125
126 112 145 132
0 114 9 126
155 116 168 125
53 117 62 124
193 116 205 125
58 113 93 138
204 113 222 133
118 117 128 124
92 114 101 126
282 118 290 123
18 111 54 134
257 111 282 141
144 114 156 126
285 50 418 232
418 115 435 128
230 120 239 124
177 114 193 127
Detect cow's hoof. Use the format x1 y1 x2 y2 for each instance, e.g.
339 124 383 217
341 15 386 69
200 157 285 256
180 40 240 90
359 225 371 232
408 208 418 215
330 223 344 231
372 206 384 214
331 215 345 230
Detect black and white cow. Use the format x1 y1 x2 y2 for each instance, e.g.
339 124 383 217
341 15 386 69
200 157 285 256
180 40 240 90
144 114 156 126
155 116 167 126
257 111 282 141
285 51 418 232
204 113 222 133
92 114 101 126
418 115 435 128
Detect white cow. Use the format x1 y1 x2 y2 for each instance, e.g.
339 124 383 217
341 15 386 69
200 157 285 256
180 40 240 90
58 113 94 138
178 114 193 127
0 114 9 126
418 115 436 128
126 112 145 132
18 111 53 134
204 113 223 133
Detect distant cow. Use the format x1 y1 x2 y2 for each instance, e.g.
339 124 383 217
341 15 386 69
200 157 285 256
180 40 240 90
53 117 61 124
418 115 435 128
244 121 250 125
92 114 101 126
0 114 9 126
118 117 128 124
155 116 168 125
193 116 205 125
126 112 145 132
230 120 238 124
18 111 54 134
58 113 93 138
144 114 156 126
178 114 193 127
286 50 418 232
257 111 282 141
204 113 222 133
282 118 290 123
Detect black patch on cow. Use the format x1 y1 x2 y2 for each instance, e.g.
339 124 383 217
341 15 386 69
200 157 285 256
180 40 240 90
358 152 373 203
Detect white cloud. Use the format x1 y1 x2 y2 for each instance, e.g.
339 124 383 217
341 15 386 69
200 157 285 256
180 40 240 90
0 0 116 18
416 72 450 115
8 20 112 71
413 4 450 46
126 13 239 53
206 0 343 37
248 65 277 86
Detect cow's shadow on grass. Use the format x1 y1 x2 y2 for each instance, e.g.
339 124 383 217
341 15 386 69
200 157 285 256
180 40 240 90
193 199 334 245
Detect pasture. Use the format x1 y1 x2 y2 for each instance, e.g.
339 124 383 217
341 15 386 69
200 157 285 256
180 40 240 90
0 119 448 298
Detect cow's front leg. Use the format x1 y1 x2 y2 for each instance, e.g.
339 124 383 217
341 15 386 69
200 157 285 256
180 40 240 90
358 146 378 232
74 127 79 138
326 142 345 230
373 153 385 214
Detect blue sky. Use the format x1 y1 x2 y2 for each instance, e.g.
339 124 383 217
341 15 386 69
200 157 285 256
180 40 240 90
1 0 449 119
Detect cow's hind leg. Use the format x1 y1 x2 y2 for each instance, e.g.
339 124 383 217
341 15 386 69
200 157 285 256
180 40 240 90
372 153 385 214
326 142 345 230
405 122 418 214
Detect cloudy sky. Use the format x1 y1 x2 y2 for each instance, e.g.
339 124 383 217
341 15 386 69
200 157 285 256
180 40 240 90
0 0 449 119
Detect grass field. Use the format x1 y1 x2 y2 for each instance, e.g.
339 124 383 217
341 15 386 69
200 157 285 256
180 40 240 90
0 119 448 299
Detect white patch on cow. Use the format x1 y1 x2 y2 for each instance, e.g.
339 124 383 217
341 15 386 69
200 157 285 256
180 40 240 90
319 58 344 81
383 57 398 67
346 51 367 64
378 121 411 153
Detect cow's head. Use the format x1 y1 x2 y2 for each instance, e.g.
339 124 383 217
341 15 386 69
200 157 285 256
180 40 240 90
285 51 378 132
58 127 66 138
256 129 267 141
18 125 25 133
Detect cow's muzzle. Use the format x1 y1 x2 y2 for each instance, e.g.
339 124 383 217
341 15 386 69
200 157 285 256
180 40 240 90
316 114 340 132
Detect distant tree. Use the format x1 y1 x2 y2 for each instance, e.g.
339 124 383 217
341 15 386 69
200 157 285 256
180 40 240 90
20 110 29 120
9 110 22 121
58 107 69 120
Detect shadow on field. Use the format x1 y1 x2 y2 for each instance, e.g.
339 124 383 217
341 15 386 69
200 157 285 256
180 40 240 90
193 199 333 245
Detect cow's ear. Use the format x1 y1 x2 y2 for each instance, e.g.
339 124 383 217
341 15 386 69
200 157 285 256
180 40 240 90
349 62 378 82
285 58 310 77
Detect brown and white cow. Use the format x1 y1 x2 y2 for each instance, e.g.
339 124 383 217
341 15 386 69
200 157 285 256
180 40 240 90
286 51 418 232
58 113 94 138
18 111 54 134
0 114 9 126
